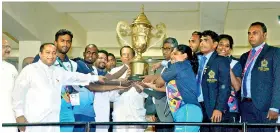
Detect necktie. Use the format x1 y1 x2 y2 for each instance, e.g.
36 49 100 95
197 55 207 96
242 49 256 97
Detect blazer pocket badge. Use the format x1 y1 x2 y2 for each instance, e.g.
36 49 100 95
258 59 269 72
207 70 217 83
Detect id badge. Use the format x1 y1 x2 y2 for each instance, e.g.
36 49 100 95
70 93 80 106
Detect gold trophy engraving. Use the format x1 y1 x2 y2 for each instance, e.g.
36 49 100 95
116 5 166 81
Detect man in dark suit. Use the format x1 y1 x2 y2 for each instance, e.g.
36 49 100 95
239 22 280 132
197 30 231 132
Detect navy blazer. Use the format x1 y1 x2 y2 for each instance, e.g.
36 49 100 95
201 51 231 118
240 44 280 112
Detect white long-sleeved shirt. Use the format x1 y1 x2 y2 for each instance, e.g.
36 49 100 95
12 60 99 124
1 60 18 132
109 65 148 122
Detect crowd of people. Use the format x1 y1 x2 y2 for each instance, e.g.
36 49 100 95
1 21 280 132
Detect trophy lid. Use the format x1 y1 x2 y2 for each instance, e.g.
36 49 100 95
131 5 152 27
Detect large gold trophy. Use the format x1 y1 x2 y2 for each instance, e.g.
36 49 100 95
116 5 166 81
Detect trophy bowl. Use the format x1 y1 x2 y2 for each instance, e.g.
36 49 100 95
116 5 166 81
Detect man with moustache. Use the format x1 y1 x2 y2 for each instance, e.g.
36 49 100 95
189 31 202 53
106 53 117 72
239 22 280 132
1 37 18 132
72 46 130 132
12 43 105 132
33 29 79 132
110 46 148 132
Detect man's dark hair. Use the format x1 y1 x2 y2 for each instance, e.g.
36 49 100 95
55 29 73 42
120 46 135 57
98 50 109 57
201 30 219 42
192 31 202 39
108 53 116 59
162 37 178 48
40 43 55 52
218 34 234 49
250 22 267 33
84 44 98 52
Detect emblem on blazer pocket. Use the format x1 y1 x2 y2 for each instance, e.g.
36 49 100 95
258 59 269 72
207 70 217 83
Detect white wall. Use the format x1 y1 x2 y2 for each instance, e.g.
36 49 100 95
2 2 87 55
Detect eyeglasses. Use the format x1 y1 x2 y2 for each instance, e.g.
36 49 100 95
161 47 173 51
2 45 11 49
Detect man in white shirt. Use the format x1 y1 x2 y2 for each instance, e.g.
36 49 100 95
1 38 18 132
110 46 148 132
12 43 105 132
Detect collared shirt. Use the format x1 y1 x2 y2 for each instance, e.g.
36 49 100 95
197 51 214 102
109 65 148 122
242 42 265 98
1 60 18 131
241 42 278 113
12 60 99 131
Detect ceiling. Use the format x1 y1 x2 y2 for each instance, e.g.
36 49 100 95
48 2 280 32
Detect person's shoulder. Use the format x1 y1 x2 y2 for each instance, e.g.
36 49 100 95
3 61 18 74
69 59 78 67
21 62 37 72
215 55 229 62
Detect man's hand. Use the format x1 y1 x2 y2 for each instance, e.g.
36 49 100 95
211 110 223 123
144 82 156 90
16 115 28 132
98 76 106 84
267 110 279 120
137 81 150 88
155 77 165 88
141 75 159 83
151 62 161 71
120 80 132 87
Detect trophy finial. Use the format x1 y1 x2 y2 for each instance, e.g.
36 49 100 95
131 5 152 27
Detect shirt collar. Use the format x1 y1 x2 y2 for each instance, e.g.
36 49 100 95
38 59 55 70
204 51 214 60
57 55 70 62
253 42 265 51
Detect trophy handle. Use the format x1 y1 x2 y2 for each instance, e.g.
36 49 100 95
116 21 132 47
147 22 166 50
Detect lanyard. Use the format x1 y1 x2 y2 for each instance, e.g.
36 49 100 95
242 45 264 74
56 57 73 94
56 57 73 72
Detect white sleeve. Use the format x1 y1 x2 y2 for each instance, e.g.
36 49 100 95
109 90 120 102
61 69 99 86
12 66 31 118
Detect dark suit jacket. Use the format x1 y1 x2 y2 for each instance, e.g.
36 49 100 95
240 44 280 111
201 51 231 118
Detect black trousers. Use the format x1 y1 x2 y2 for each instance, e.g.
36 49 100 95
200 102 229 132
240 100 276 132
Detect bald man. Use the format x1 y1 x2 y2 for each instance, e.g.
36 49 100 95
22 57 34 68
1 38 18 132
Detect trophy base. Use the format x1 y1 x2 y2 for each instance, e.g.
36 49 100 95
128 74 144 81
128 59 149 81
